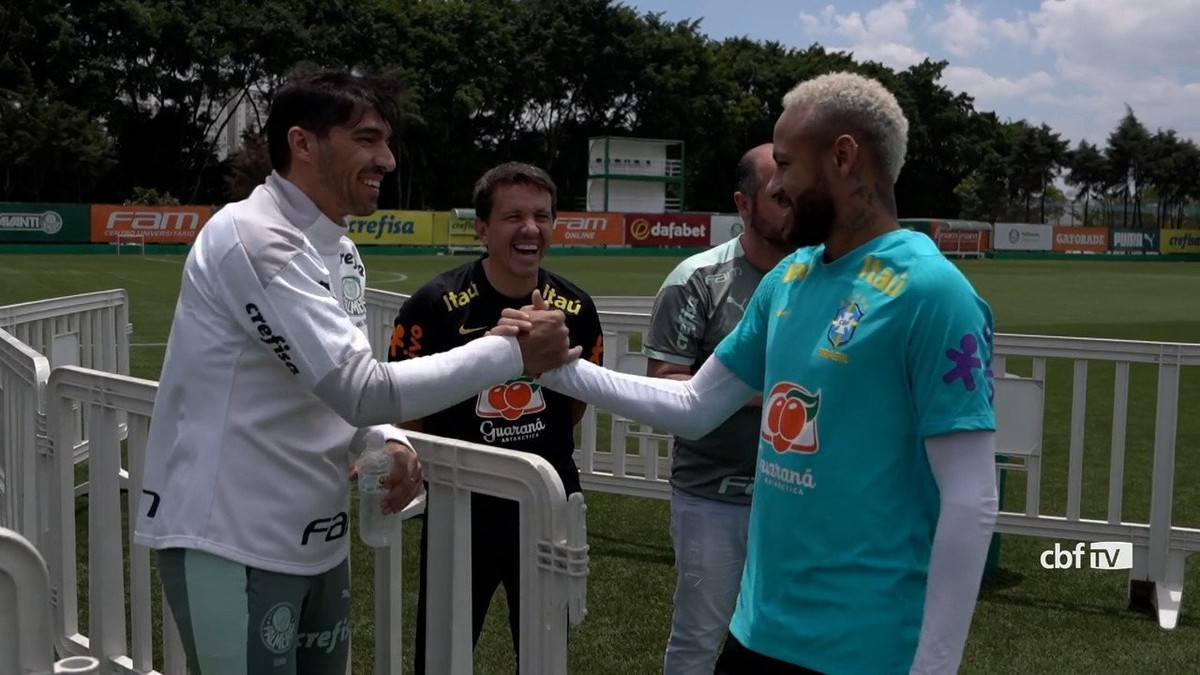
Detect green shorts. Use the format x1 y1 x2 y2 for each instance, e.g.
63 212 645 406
157 548 350 675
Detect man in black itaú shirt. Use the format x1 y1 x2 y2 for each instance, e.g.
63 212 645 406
389 162 603 672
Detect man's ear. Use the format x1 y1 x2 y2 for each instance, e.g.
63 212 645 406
287 126 316 166
474 218 487 245
831 134 861 177
733 191 751 222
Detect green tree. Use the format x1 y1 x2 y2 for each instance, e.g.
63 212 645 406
1105 107 1151 227
892 59 983 218
0 86 113 201
1007 122 1067 222
1065 140 1107 226
1144 130 1200 228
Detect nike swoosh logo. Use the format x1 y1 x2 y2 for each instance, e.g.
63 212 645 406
458 325 488 335
776 309 790 318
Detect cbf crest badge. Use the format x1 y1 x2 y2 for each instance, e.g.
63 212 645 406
827 302 864 348
819 301 865 364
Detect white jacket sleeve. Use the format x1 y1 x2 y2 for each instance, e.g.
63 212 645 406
350 424 413 460
910 430 999 674
538 355 756 439
216 238 523 426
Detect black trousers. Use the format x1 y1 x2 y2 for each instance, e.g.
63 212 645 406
414 492 522 674
714 634 824 674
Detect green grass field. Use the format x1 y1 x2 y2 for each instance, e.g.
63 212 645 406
2 252 1199 674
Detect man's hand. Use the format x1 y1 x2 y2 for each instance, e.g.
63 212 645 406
498 290 582 376
489 308 532 337
380 440 423 514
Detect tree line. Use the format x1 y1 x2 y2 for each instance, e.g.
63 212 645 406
2 0 1196 226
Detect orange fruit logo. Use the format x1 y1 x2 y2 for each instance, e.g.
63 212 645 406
478 377 546 420
761 382 820 454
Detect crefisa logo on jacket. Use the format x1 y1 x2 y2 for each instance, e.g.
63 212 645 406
761 382 820 454
477 377 547 443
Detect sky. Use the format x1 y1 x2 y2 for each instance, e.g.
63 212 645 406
622 0 1200 149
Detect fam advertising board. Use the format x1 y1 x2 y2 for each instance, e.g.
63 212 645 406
90 205 214 244
552 212 624 246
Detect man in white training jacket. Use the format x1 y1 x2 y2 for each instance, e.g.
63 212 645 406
134 70 575 675
526 72 999 674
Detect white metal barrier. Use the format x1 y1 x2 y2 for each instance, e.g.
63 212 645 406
0 290 130 377
992 335 1200 629
581 308 1200 630
406 430 587 675
43 367 181 674
0 329 49 540
0 526 100 674
0 290 132 497
4 290 1199 672
36 365 586 675
372 288 1200 629
364 288 410 361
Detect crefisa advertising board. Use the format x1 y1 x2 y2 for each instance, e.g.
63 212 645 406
346 210 436 246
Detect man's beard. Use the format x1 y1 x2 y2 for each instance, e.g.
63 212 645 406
746 203 791 251
785 182 837 249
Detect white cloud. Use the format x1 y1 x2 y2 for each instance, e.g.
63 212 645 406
799 0 924 69
990 16 1030 45
800 0 917 42
1024 0 1200 142
929 2 990 57
792 0 1200 144
850 42 928 69
1031 0 1199 81
928 2 1033 56
798 6 831 34
942 66 1054 101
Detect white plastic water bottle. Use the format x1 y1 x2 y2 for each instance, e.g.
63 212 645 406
357 446 394 547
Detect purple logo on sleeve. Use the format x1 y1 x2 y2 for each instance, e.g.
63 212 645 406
983 324 995 402
942 326 995 400
942 333 982 391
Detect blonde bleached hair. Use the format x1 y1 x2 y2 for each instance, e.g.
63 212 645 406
781 72 909 183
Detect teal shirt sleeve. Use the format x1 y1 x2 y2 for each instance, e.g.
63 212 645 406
906 260 997 439
713 262 779 391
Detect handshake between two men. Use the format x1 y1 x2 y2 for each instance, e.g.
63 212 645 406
487 289 583 376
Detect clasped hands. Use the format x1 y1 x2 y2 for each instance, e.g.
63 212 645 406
486 290 582 376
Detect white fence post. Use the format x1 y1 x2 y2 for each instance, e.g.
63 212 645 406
0 526 99 674
408 430 589 675
1147 344 1185 628
0 329 50 542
